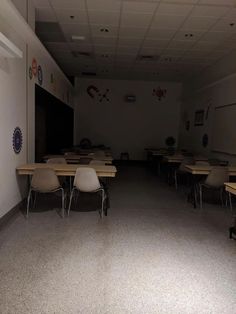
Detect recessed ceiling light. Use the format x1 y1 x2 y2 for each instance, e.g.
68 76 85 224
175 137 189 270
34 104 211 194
100 28 109 33
71 35 85 41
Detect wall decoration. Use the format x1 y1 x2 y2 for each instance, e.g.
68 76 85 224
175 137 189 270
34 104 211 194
87 85 110 102
37 65 43 85
32 58 37 77
125 95 136 102
152 87 167 101
87 85 99 98
29 66 32 80
185 120 190 131
202 134 208 148
12 127 23 154
194 110 204 126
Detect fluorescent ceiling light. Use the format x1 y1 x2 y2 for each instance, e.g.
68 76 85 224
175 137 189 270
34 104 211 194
71 35 85 41
0 32 23 58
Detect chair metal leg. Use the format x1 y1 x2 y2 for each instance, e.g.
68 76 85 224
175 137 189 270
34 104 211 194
229 192 233 211
100 189 105 218
26 188 32 218
174 171 178 190
68 188 75 216
199 184 203 209
61 188 65 218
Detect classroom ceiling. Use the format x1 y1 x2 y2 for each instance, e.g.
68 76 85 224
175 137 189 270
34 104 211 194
33 0 236 81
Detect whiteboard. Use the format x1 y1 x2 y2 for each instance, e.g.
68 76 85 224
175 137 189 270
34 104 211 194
212 104 236 155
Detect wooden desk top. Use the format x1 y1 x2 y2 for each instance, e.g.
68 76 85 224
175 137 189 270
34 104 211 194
185 165 236 176
44 154 113 163
163 155 208 163
16 163 117 177
224 182 236 195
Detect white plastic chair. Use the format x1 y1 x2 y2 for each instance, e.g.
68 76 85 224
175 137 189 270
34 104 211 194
68 167 107 218
26 168 65 218
199 167 229 208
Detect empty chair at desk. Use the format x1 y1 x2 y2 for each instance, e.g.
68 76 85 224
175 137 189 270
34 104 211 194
26 168 65 218
199 167 229 208
174 157 195 189
68 167 108 217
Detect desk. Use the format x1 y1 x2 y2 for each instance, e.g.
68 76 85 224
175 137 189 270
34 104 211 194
185 165 236 176
16 163 117 178
185 165 236 208
163 155 208 163
43 154 113 164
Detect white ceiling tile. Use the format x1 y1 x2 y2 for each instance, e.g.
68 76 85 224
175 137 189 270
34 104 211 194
162 0 198 4
191 40 219 50
45 42 70 51
143 39 169 49
33 0 51 8
213 18 236 32
162 48 185 56
35 8 57 22
168 40 195 49
198 0 235 5
182 16 218 30
86 0 121 12
156 3 193 16
88 11 120 26
119 27 147 38
54 9 88 24
147 28 176 39
93 37 117 45
94 45 116 53
152 15 186 29
122 1 158 13
50 0 86 10
118 38 143 47
191 5 229 18
201 31 232 41
60 23 90 36
90 25 118 37
120 13 153 28
139 47 163 56
68 43 93 52
116 45 140 54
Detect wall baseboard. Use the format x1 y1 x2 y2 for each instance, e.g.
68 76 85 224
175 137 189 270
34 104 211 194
0 199 25 232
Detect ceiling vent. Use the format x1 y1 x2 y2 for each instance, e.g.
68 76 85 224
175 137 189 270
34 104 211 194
137 55 159 61
72 51 92 58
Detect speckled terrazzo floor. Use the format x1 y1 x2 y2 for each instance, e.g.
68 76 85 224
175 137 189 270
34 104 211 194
0 165 236 314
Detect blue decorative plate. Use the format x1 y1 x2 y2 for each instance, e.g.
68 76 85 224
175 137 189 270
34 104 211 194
13 127 23 154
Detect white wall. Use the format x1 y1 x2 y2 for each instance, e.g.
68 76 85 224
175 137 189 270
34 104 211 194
0 0 74 218
75 78 182 160
179 49 236 165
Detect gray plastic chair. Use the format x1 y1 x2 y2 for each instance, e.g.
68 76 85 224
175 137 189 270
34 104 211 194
199 167 229 208
26 168 65 218
68 167 106 218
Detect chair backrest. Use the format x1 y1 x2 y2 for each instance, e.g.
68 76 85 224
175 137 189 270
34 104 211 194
179 157 195 171
31 168 60 192
47 158 67 164
205 167 229 188
195 161 210 166
73 167 101 192
89 160 105 165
